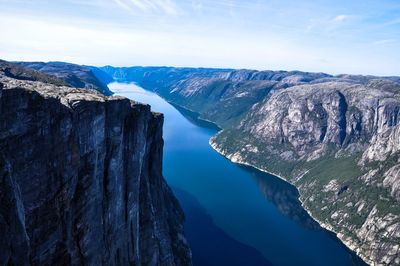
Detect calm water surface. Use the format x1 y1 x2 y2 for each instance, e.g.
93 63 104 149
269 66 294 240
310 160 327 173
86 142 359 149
110 82 365 266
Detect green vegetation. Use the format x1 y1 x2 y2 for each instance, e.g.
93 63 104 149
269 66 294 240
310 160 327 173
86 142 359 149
300 153 362 184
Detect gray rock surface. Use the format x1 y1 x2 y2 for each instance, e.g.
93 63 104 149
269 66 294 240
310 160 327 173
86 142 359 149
16 61 113 95
0 64 192 266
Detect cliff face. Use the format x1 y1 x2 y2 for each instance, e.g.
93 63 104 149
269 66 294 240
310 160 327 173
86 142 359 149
101 66 400 265
0 66 191 265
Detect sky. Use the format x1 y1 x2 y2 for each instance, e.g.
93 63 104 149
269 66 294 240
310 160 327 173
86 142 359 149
0 0 399 75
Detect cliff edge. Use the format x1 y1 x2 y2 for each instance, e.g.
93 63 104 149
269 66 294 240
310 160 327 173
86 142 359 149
0 62 192 265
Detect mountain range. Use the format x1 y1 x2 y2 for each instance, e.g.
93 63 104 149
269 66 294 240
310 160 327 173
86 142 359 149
100 65 400 265
2 59 399 265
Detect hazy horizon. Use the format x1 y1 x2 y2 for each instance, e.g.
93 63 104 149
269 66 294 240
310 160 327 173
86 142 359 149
10 60 400 78
1 0 399 76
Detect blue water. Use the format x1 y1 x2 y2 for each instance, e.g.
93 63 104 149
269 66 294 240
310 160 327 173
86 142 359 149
110 82 365 266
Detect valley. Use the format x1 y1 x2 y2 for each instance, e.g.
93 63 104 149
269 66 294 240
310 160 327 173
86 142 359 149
102 67 400 265
111 82 365 266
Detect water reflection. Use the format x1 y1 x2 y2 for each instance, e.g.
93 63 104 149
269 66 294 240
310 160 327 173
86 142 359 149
169 103 221 131
173 102 319 230
244 166 320 230
174 188 272 266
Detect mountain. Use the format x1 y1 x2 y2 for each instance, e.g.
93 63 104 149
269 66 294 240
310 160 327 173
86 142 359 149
16 61 113 95
0 61 192 265
101 66 400 265
0 59 67 86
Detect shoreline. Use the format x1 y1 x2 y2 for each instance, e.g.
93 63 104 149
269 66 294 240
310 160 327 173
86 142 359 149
120 83 373 265
209 136 372 266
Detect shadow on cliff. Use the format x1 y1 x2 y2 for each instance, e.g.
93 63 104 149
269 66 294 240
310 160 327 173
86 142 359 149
173 188 272 266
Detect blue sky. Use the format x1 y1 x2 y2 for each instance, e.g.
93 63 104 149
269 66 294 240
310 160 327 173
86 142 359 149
0 0 399 75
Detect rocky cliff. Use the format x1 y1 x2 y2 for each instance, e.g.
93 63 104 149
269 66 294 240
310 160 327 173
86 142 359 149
16 61 113 95
101 66 400 265
0 62 192 265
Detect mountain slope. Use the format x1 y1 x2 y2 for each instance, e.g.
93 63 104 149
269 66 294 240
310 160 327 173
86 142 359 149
101 66 400 265
16 61 113 95
0 59 67 86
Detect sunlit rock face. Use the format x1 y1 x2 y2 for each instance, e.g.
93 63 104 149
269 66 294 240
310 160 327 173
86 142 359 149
239 80 400 161
0 62 192 266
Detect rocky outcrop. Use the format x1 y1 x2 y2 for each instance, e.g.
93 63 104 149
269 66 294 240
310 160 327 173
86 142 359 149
239 80 400 161
0 59 67 86
16 61 113 95
0 64 191 265
101 65 400 265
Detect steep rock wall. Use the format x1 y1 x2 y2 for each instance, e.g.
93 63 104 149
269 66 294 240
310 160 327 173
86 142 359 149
0 76 191 266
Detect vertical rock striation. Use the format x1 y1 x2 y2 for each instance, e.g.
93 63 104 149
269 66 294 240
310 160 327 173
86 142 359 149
0 70 191 265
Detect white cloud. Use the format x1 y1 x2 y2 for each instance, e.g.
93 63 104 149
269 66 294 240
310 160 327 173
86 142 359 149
112 0 135 12
332 14 349 23
0 1 398 76
112 0 180 15
129 0 151 11
155 0 180 15
306 14 352 33
0 14 320 71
